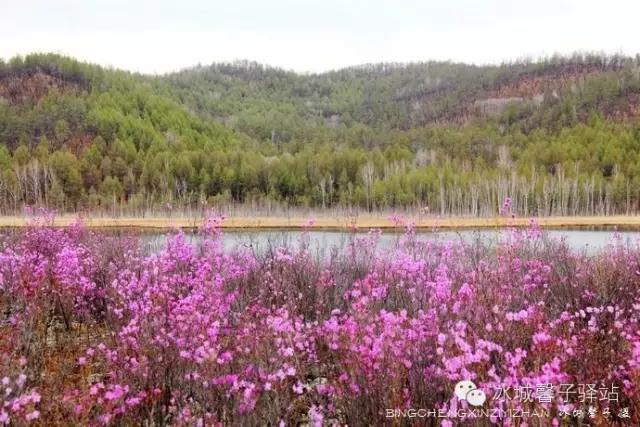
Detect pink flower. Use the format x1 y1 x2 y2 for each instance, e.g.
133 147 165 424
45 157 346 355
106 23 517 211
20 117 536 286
2 211 640 424
308 405 324 427
25 411 40 421
292 382 304 394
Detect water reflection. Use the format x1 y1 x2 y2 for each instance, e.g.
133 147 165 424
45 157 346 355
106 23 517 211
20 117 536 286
141 229 640 255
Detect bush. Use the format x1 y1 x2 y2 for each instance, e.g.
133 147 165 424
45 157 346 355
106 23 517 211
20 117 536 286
0 214 639 425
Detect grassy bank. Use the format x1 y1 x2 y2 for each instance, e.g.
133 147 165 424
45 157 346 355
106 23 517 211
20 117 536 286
2 215 640 230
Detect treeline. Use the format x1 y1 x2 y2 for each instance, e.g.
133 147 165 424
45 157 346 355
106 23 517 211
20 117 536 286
1 53 640 215
2 116 640 215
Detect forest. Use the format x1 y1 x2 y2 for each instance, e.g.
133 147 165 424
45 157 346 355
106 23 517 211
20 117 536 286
2 52 640 215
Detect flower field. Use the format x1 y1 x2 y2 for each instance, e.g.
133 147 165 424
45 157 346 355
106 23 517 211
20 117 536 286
0 214 639 426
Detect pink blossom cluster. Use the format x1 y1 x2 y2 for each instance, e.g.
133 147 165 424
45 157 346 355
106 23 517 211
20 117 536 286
0 373 40 424
0 216 639 425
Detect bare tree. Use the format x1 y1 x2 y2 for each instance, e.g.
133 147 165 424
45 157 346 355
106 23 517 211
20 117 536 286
361 162 375 212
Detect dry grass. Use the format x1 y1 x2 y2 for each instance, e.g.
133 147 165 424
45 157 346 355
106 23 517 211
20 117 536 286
2 215 640 230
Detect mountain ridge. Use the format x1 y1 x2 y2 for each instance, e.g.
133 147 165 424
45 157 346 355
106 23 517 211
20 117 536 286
1 52 640 216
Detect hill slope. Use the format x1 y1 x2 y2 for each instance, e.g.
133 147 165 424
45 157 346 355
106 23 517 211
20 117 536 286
1 53 640 215
160 53 640 138
0 54 242 211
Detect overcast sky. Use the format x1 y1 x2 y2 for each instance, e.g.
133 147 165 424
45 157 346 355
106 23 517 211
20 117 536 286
2 0 638 74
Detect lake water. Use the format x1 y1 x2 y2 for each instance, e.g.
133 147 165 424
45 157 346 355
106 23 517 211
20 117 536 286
142 229 640 255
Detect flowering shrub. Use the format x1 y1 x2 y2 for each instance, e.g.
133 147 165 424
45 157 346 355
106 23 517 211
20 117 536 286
0 215 639 425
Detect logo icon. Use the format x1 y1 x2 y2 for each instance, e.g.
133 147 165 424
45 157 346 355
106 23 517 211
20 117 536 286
454 380 486 406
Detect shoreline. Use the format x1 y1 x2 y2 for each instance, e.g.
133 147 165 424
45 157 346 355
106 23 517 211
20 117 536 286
2 215 640 230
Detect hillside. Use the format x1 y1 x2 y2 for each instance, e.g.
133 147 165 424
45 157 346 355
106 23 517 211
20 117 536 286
160 53 640 138
1 53 640 215
0 54 242 212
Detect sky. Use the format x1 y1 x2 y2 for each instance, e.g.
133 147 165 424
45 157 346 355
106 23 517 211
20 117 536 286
2 0 639 74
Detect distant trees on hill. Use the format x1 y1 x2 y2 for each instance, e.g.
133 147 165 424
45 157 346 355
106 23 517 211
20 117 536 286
1 53 640 215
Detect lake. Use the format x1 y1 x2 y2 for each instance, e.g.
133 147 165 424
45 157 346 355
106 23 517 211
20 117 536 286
142 228 640 255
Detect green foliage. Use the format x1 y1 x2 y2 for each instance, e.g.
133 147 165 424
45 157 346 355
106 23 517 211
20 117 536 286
1 53 640 214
